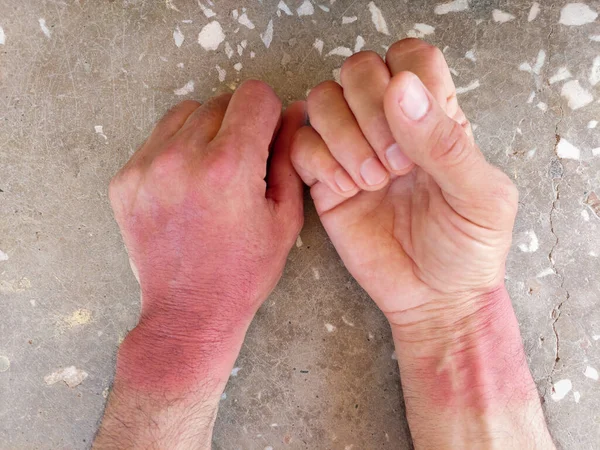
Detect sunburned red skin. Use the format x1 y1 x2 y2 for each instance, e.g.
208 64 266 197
394 286 538 411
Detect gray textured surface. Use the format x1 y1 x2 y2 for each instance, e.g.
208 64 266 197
0 0 599 449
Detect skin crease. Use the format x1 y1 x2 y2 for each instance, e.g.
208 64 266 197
95 39 554 449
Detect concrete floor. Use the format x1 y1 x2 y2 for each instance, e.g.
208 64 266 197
0 0 599 448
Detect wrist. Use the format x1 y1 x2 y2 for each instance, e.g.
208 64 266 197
388 284 553 448
115 299 254 396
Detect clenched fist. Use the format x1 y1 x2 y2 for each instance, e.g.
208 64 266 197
291 39 518 324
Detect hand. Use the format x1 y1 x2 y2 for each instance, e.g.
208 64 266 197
291 39 518 323
110 81 304 339
96 82 305 448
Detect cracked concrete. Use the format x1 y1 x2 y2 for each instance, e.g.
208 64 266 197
1 1 599 449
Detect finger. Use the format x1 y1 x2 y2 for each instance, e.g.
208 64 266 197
150 100 202 144
340 51 414 175
266 102 306 229
386 39 459 118
175 94 232 144
307 81 389 190
383 72 518 230
291 126 359 197
215 80 282 168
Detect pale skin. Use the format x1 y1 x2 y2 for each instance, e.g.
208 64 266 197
95 39 555 449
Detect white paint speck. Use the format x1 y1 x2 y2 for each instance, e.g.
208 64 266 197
581 210 590 221
551 379 572 401
574 391 581 402
408 23 435 38
319 4 330 12
44 366 88 388
173 26 184 47
250 51 255 58
527 91 536 103
325 323 336 332
465 50 476 61
561 80 593 110
354 35 365 53
174 80 195 96
312 267 320 280
327 46 353 57
297 0 315 16
559 3 598 26
590 35 600 42
519 50 546 75
584 366 599 380
342 16 358 24
166 0 180 12
0 356 10 372
527 149 537 158
593 334 600 340
536 268 555 278
536 102 548 112
313 38 324 55
231 367 241 376
590 56 600 86
593 147 600 157
220 392 227 400
591 250 600 257
332 67 341 83
528 2 540 22
260 19 274 48
224 42 234 59
94 125 108 141
278 1 293 15
549 67 572 84
449 67 459 76
588 120 598 128
241 40 247 48
493 9 515 23
434 0 469 15
265 447 274 450
233 62 242 72
198 21 225 51
533 50 546 74
391 351 397 360
215 64 226 82
0 250 8 262
368 2 389 35
177 62 184 69
238 12 255 29
556 137 581 160
296 236 303 247
0 26 5 45
38 18 51 39
518 230 539 253
198 2 216 18
342 316 355 327
455 79 480 94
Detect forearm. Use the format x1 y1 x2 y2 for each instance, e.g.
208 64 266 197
389 285 555 450
94 300 254 449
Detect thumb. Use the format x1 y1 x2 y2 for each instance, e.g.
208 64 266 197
383 72 518 230
266 101 306 234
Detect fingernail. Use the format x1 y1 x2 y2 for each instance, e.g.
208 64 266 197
360 157 388 186
334 169 356 192
385 143 412 171
400 77 429 121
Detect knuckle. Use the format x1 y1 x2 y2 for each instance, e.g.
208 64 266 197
429 120 471 168
307 81 341 108
238 79 281 109
204 137 243 186
149 143 187 181
386 38 443 65
340 51 383 81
